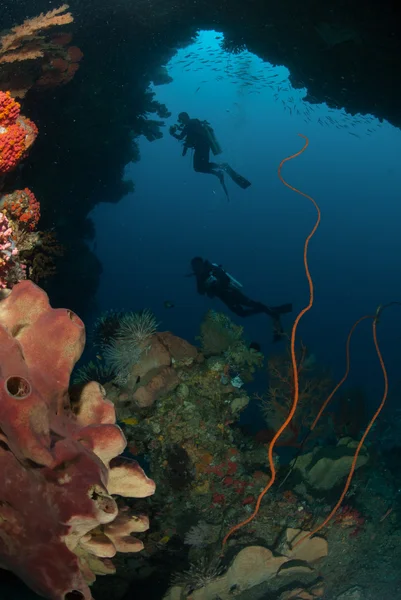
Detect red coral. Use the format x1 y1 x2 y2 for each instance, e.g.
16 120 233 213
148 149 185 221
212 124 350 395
68 45 84 62
0 91 38 175
0 91 20 127
242 495 255 506
0 281 155 600
2 188 41 230
0 123 26 174
37 45 84 88
212 493 225 505
226 460 238 475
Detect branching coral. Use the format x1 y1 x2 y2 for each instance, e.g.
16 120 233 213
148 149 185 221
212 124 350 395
0 6 83 97
0 5 73 63
261 345 332 446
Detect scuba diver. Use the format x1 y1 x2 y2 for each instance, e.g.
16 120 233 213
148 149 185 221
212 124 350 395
169 112 251 200
189 257 293 342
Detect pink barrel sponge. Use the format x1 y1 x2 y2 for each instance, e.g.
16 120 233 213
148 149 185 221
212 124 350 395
0 280 155 600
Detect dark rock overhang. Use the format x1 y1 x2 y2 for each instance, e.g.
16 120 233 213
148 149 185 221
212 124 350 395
2 0 399 315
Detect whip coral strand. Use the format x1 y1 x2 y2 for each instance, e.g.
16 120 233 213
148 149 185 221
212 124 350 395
222 134 319 550
292 310 389 548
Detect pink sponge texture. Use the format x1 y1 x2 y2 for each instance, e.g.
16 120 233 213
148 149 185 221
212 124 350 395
0 280 155 600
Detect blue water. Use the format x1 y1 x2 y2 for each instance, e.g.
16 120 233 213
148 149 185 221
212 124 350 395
91 30 401 413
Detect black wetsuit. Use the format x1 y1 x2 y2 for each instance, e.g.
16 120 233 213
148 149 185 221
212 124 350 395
194 260 292 341
172 119 222 177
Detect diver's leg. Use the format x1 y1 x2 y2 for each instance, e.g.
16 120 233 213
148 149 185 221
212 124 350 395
229 304 248 317
240 296 287 340
193 147 210 173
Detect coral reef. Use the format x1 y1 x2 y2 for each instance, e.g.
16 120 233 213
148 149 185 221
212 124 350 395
97 312 268 576
0 92 45 287
1 188 41 231
0 280 155 600
0 211 19 288
0 91 38 176
0 5 82 97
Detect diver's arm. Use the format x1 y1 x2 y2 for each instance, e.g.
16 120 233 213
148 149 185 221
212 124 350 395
169 125 187 140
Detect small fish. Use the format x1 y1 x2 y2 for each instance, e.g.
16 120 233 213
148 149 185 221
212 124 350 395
121 417 139 426
96 354 102 360
195 86 201 93
164 300 175 309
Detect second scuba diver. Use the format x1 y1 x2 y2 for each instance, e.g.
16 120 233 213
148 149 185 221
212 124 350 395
189 257 293 342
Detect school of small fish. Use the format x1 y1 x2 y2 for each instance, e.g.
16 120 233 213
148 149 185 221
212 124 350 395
166 33 382 138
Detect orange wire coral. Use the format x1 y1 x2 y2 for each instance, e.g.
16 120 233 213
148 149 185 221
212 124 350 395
292 311 388 548
222 136 391 552
222 134 318 549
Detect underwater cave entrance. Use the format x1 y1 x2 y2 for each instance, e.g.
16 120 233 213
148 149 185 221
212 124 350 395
91 27 401 400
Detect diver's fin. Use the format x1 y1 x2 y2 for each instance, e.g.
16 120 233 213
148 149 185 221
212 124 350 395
221 163 251 189
221 179 230 201
218 172 230 201
271 303 293 315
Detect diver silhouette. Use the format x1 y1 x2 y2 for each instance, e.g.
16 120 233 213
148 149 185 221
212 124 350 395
169 112 251 199
189 257 292 342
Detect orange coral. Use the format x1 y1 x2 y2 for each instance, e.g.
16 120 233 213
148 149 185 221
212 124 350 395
0 92 38 175
2 189 40 231
0 123 26 174
222 135 317 550
0 91 20 126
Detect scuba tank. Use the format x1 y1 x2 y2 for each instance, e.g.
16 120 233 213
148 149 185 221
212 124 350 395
201 121 223 156
211 263 243 290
